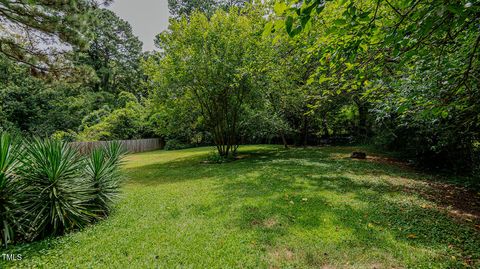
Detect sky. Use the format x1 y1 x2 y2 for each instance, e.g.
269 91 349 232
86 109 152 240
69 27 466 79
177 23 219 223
108 0 171 51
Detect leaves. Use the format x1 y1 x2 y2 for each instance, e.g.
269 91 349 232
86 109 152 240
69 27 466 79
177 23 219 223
0 133 24 247
1 134 125 244
274 2 288 15
285 16 294 35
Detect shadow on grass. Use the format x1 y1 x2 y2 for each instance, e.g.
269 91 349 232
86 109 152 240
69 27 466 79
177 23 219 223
212 147 480 267
5 146 479 268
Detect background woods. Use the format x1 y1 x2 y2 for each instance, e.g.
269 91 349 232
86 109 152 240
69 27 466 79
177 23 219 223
1 0 479 173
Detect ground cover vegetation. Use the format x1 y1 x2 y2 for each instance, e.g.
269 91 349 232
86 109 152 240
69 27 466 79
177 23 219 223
0 146 478 268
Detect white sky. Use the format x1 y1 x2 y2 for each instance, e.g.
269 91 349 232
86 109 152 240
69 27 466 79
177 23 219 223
108 0 171 51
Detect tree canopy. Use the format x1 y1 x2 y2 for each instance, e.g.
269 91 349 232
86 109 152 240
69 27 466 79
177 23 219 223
0 0 111 71
1 0 479 172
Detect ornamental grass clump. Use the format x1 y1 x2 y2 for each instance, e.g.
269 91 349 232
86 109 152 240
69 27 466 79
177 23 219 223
20 138 94 240
85 141 126 217
0 133 125 246
0 133 24 247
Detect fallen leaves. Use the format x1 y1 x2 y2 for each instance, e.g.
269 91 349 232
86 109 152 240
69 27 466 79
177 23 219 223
407 234 418 239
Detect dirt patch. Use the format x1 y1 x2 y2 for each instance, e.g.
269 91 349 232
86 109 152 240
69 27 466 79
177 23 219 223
414 181 480 227
250 217 280 229
250 219 261 226
235 154 251 160
366 155 414 170
357 153 480 229
268 247 294 264
263 217 279 228
333 152 414 171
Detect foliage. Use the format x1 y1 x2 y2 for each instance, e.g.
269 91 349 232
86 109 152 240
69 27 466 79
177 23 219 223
0 133 125 245
0 0 110 71
0 7 148 141
0 133 23 247
164 139 191 151
168 0 217 18
85 141 126 217
0 52 111 138
78 95 152 141
168 0 249 19
266 0 480 171
75 9 144 95
147 9 267 157
51 130 79 142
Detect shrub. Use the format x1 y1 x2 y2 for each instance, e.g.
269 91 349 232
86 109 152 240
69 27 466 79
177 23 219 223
205 150 234 164
85 141 126 217
51 130 78 142
0 133 126 246
20 138 94 240
0 133 24 247
164 139 190 150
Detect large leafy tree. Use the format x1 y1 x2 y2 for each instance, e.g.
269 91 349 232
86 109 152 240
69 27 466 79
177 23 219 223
147 9 265 157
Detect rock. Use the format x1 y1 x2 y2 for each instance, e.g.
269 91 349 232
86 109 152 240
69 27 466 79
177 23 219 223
351 152 367 159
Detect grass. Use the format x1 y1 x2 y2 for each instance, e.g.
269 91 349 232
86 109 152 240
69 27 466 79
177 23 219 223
2 145 479 268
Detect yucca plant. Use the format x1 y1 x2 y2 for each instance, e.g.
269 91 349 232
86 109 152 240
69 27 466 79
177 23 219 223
104 141 126 168
20 138 94 240
85 141 125 217
0 133 24 247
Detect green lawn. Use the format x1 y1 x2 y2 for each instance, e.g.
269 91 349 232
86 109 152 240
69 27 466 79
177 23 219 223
2 145 479 268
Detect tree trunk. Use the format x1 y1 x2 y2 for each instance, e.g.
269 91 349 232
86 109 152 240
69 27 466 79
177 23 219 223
322 115 330 139
302 114 308 148
354 97 369 141
280 131 288 149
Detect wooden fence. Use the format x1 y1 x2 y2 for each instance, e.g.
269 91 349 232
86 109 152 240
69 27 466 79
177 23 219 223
70 138 164 155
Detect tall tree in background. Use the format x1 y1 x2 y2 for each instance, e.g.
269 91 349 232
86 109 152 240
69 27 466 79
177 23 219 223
168 0 217 18
168 0 250 19
75 9 143 95
0 0 111 71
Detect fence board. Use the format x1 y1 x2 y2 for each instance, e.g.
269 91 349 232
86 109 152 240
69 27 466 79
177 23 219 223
70 138 164 155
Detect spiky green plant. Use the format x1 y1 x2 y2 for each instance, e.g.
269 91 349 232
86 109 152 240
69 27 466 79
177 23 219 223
0 133 23 247
86 141 125 217
104 141 126 167
21 138 94 240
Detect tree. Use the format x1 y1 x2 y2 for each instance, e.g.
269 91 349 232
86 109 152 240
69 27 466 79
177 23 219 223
147 9 265 157
75 9 143 95
168 0 250 19
0 0 110 71
269 0 480 171
168 0 217 18
78 92 151 141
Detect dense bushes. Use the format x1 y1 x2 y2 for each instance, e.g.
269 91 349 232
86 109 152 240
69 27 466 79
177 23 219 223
164 139 192 151
0 133 125 247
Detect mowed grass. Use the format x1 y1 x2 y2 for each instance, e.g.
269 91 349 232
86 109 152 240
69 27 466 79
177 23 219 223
2 145 480 268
